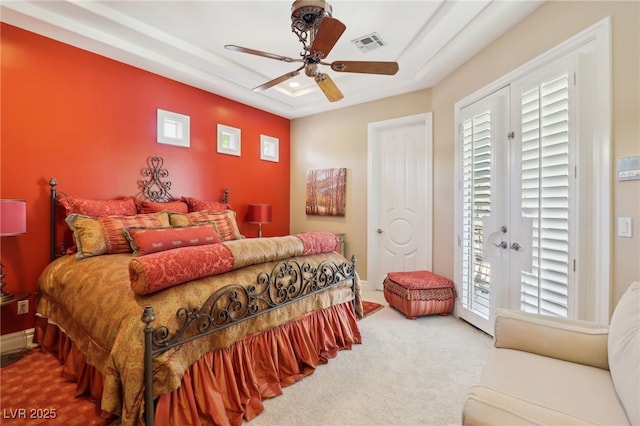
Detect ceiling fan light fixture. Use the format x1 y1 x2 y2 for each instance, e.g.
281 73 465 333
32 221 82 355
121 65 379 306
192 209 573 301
305 63 318 77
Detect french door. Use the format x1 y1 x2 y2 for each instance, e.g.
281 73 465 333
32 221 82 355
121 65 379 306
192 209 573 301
454 19 611 334
456 65 575 334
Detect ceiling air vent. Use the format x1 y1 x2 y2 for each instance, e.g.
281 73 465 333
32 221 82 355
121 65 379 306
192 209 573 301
351 32 385 53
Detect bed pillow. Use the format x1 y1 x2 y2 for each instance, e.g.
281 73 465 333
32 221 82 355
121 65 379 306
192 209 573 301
170 210 244 241
296 232 339 255
124 223 221 256
181 196 230 212
129 244 235 295
66 211 170 259
134 198 189 214
58 194 137 217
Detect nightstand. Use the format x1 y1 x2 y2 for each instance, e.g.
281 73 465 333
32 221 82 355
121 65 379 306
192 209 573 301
1 291 31 367
0 291 30 307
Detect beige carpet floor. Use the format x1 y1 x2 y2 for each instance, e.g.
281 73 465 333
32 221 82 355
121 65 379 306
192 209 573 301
248 288 492 426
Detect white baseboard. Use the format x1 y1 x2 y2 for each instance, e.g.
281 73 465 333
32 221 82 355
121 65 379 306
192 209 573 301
0 328 35 354
359 280 385 292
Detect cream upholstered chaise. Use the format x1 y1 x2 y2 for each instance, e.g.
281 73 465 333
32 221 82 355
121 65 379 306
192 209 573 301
462 282 639 425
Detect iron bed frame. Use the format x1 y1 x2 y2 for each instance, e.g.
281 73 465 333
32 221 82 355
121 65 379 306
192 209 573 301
47 156 358 425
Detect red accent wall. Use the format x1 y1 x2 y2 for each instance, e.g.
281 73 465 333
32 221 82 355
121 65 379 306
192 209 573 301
0 24 291 335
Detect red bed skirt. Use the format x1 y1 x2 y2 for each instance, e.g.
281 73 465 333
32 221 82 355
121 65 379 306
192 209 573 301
35 301 362 425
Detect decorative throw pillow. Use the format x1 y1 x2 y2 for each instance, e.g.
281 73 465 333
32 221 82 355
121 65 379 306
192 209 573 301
134 198 189 214
129 243 235 295
169 210 244 241
124 223 221 256
57 194 137 217
608 281 640 425
181 196 230 212
295 231 339 256
66 211 170 259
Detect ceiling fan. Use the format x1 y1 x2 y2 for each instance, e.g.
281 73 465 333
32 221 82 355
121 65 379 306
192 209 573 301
225 0 399 102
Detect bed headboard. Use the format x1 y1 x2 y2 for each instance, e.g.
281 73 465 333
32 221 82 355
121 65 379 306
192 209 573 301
49 156 229 261
138 156 174 202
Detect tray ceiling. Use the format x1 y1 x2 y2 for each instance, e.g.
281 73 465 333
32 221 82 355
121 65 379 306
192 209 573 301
1 1 543 119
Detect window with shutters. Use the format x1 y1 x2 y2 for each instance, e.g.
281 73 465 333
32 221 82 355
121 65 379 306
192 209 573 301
460 111 493 319
456 70 574 328
519 74 570 317
454 18 611 332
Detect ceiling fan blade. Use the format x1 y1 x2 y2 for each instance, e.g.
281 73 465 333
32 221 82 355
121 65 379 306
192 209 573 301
225 44 302 63
253 65 305 92
310 17 346 59
330 61 399 75
314 73 344 102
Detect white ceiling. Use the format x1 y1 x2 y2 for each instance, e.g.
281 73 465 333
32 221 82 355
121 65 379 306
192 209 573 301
1 0 543 119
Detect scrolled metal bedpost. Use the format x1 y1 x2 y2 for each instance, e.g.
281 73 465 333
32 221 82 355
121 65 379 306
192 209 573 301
142 306 156 426
49 178 57 261
350 254 358 311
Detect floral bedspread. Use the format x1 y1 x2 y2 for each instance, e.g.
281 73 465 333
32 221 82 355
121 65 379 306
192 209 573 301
36 234 361 425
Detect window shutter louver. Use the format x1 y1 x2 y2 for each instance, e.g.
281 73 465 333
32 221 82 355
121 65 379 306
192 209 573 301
461 111 493 319
519 74 570 317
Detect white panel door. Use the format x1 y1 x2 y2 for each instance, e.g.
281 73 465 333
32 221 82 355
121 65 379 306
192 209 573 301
368 113 433 290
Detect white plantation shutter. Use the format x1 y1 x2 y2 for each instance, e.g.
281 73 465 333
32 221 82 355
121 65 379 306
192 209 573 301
460 110 493 319
519 74 571 317
456 22 611 329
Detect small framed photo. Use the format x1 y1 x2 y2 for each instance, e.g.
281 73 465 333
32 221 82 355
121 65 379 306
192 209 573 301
217 124 241 156
157 109 190 147
260 135 279 162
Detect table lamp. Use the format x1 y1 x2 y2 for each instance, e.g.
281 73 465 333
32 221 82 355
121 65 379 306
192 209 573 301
1 199 27 303
247 203 272 238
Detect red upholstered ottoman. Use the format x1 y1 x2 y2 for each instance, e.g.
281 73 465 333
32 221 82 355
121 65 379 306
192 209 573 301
383 271 455 319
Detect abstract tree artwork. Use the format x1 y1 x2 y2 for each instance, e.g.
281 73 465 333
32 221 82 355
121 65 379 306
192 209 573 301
306 168 347 216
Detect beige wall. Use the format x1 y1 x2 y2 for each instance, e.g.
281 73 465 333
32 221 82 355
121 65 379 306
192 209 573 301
290 89 432 279
291 1 639 309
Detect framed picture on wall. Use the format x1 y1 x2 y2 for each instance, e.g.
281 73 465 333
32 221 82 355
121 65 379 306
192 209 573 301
217 124 241 156
260 135 279 162
157 109 190 147
306 168 347 216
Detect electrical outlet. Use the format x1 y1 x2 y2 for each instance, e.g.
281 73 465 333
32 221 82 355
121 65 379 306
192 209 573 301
17 300 28 315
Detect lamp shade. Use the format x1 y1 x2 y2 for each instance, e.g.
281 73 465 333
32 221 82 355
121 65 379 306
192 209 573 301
0 200 27 236
247 204 272 224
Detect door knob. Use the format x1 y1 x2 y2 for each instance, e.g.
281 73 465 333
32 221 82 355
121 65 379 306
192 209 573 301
494 241 508 249
377 228 383 234
511 242 521 251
